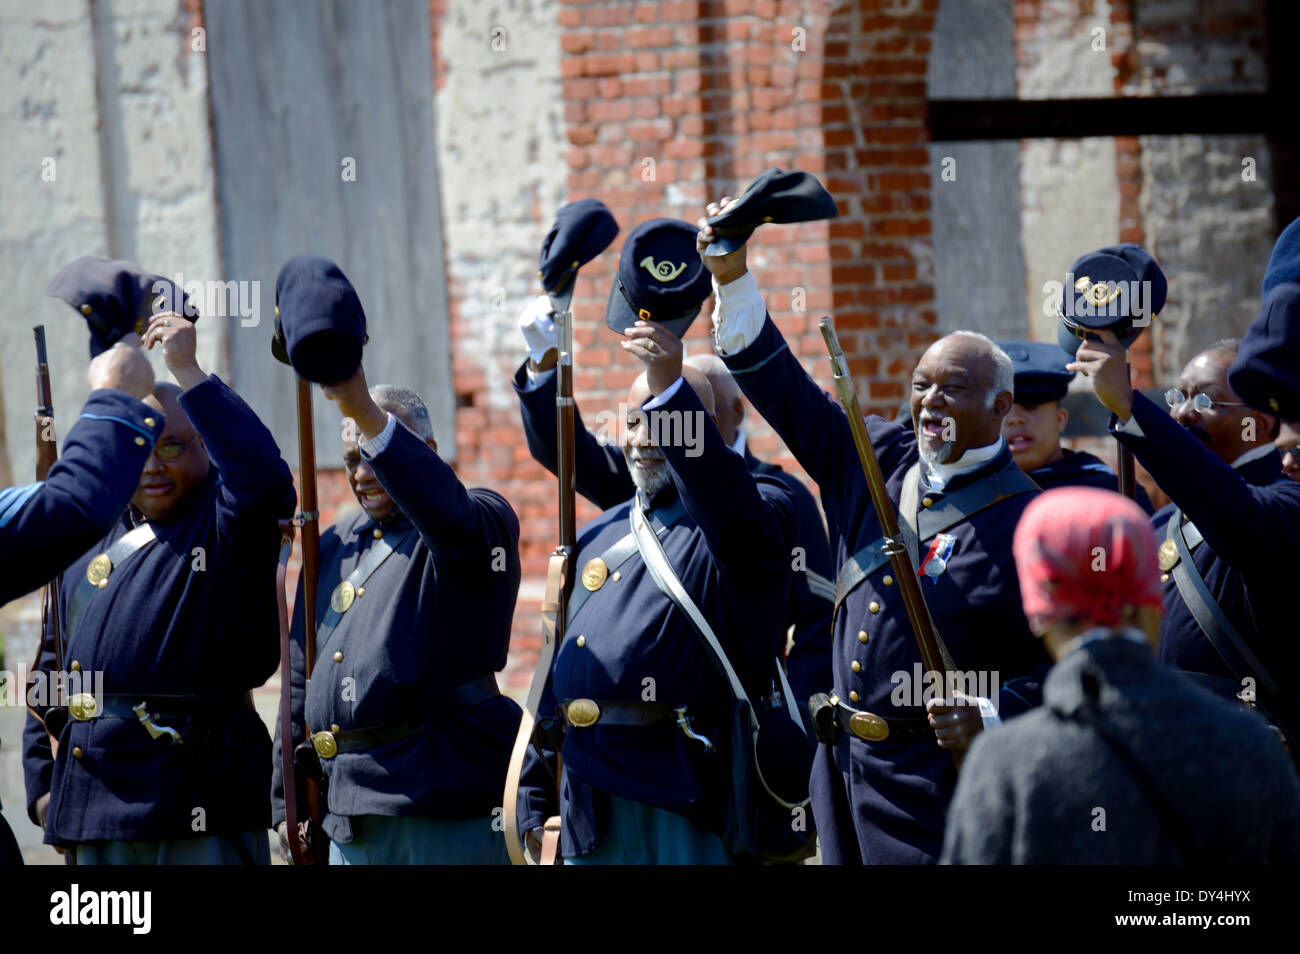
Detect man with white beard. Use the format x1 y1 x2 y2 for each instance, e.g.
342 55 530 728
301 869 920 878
512 321 798 863
697 197 1050 864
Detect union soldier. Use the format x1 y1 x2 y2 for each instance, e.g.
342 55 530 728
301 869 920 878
23 303 296 864
0 343 158 866
698 197 1050 864
515 302 833 720
998 339 1153 512
271 366 523 864
514 219 798 864
942 487 1300 864
1071 332 1300 739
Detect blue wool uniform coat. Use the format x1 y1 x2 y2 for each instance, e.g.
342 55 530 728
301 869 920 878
1112 392 1300 694
515 382 797 856
513 361 833 711
0 390 160 606
942 634 1300 863
1029 448 1154 513
271 420 523 844
722 317 1050 865
23 375 295 846
0 390 159 864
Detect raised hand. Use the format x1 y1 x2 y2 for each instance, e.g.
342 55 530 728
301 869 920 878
620 320 683 396
142 313 206 390
695 195 748 285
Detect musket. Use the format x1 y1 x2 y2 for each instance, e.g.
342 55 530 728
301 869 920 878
504 307 575 865
272 310 329 865
293 377 328 864
819 316 962 768
32 327 65 675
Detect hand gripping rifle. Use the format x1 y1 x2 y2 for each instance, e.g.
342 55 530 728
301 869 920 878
819 317 962 769
272 326 329 866
503 306 574 866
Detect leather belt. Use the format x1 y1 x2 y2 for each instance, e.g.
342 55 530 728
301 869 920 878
832 700 934 744
559 698 677 729
310 674 502 759
43 691 254 740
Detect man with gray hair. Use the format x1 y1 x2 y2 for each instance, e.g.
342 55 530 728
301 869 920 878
272 364 523 864
696 198 1049 864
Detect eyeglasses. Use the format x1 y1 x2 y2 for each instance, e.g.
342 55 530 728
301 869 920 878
1281 443 1300 460
154 438 193 462
1163 389 1247 412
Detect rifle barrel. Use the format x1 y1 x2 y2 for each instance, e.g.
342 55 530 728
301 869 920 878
819 317 945 677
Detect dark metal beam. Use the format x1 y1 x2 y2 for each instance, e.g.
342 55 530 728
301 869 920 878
927 94 1278 142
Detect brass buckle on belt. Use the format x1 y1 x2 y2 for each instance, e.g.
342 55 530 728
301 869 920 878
68 693 99 722
312 730 339 759
848 710 890 742
565 698 600 728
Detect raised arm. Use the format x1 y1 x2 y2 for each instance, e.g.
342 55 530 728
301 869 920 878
142 313 296 531
323 366 521 572
0 343 159 604
513 360 634 511
695 219 911 509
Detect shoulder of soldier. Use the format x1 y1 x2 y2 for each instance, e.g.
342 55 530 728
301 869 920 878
461 486 521 533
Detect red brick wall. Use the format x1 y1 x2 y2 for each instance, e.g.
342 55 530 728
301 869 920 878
424 0 942 691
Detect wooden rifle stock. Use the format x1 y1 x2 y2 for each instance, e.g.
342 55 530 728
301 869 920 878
504 308 575 865
819 317 961 768
293 377 329 865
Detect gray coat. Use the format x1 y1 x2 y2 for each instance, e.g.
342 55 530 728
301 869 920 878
942 633 1300 864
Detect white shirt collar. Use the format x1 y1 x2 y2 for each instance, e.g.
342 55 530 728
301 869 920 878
730 429 747 457
1230 442 1276 470
923 436 1006 491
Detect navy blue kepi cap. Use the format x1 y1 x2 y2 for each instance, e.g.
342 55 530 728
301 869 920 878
1228 280 1300 419
1057 244 1166 356
606 219 713 337
1261 215 1300 299
998 340 1075 406
274 256 367 384
47 256 193 358
538 198 619 314
703 167 839 257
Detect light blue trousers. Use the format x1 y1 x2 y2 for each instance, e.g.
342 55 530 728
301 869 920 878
566 796 736 865
75 829 270 865
328 815 512 865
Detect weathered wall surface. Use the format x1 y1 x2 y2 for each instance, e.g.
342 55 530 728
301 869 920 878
206 0 454 467
0 0 221 492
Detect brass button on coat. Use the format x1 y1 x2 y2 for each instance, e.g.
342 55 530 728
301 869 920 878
72 747 84 759
882 575 893 586
576 635 586 647
857 630 869 643
373 528 383 539
922 496 933 508
70 660 82 673
849 690 859 703
869 601 880 614
851 660 861 672
333 651 343 663
134 436 146 446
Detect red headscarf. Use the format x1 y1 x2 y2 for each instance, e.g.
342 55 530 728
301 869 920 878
1013 487 1163 629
